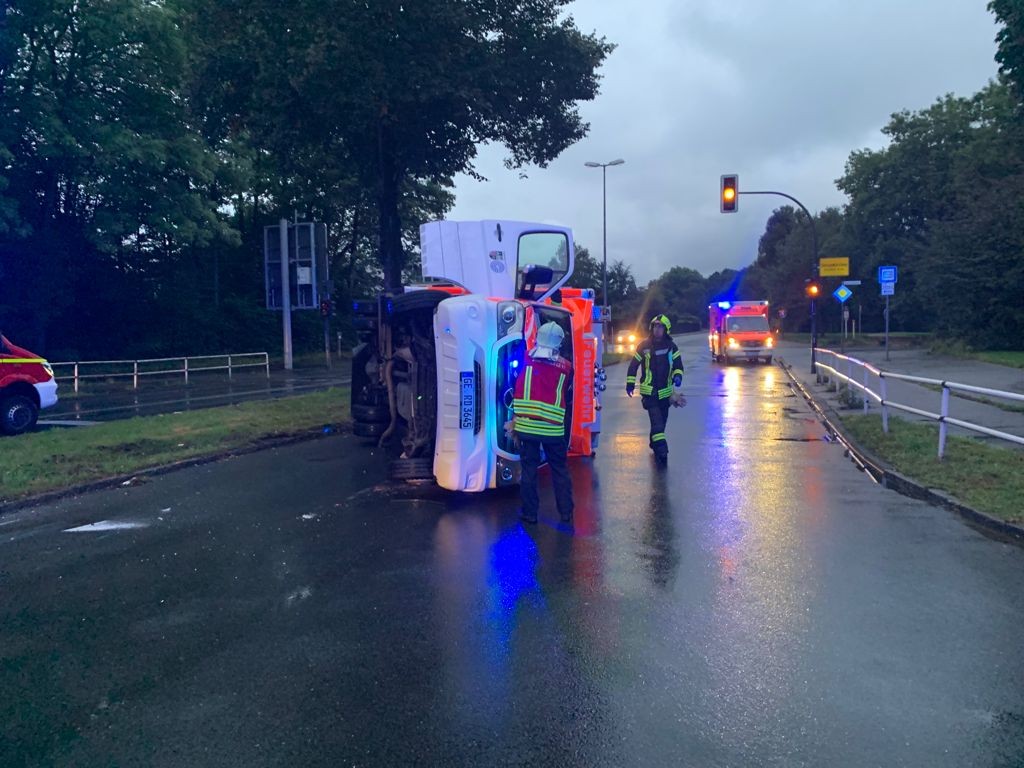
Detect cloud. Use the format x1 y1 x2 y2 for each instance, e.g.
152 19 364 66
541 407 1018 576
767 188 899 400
449 0 1000 284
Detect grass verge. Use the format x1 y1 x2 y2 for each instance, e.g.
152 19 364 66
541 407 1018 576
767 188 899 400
971 350 1024 369
1 388 350 502
841 414 1024 523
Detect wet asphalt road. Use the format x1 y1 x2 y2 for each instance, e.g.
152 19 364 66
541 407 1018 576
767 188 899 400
2 335 1023 767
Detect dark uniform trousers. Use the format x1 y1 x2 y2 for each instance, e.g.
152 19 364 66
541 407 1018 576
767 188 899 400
642 395 671 458
518 435 573 520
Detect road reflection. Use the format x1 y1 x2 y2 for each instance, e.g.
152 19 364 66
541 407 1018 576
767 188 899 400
698 363 820 752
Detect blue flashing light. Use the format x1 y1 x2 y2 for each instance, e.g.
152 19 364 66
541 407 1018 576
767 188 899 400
444 327 452 335
717 301 732 310
511 359 519 369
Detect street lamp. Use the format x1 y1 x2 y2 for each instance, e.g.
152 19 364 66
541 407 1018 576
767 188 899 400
584 158 625 311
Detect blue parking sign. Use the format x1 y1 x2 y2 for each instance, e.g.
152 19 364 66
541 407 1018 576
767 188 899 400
878 265 897 283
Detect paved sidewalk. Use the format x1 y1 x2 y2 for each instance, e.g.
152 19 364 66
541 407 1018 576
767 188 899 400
776 340 1024 446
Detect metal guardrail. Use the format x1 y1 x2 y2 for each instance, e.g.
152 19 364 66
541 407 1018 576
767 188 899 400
51 353 270 393
814 347 1024 458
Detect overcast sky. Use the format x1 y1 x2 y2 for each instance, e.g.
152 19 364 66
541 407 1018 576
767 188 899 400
448 0 1001 285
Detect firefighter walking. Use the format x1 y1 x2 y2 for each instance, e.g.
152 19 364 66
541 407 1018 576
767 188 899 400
626 314 684 465
509 321 574 526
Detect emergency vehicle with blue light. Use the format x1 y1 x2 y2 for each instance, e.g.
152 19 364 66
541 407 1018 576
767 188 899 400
350 220 606 491
708 300 774 364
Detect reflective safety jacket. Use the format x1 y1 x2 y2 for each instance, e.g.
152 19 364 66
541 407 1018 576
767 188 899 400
513 355 573 438
627 336 684 400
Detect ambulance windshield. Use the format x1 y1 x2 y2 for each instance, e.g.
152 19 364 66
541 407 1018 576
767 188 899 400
727 315 770 332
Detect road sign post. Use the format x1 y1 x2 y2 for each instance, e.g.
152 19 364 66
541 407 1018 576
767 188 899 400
878 265 897 361
279 219 293 370
833 285 852 352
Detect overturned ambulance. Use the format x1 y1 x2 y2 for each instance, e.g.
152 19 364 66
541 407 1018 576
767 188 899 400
350 220 606 492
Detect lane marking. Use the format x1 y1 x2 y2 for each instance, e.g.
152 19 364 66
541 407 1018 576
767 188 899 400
63 520 149 532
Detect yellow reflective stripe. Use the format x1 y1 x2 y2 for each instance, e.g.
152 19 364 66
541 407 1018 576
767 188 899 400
643 351 652 387
658 387 673 399
0 358 45 364
523 366 533 400
515 418 565 436
638 384 653 395
625 375 636 383
554 373 565 410
513 401 565 421
652 432 666 442
633 352 642 362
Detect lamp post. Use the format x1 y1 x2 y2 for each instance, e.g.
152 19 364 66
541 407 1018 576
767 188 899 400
584 158 625 310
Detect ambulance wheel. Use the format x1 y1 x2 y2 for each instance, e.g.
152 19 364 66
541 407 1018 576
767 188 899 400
389 457 434 481
353 421 385 438
352 403 389 423
1 395 38 436
764 356 773 365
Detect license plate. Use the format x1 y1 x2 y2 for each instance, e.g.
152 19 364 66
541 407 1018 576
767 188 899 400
459 370 475 429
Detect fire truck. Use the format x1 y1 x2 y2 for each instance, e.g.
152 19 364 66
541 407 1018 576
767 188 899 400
708 300 774 364
0 335 58 435
350 220 606 492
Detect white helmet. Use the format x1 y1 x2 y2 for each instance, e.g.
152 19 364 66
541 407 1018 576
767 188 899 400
531 321 565 359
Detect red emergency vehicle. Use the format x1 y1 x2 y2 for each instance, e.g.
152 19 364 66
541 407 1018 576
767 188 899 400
0 335 58 435
708 300 774 365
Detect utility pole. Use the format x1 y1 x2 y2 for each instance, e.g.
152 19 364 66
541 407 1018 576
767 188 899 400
279 219 293 370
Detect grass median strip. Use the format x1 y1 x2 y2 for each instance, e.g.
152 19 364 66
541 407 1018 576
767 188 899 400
841 414 1024 523
1 388 351 501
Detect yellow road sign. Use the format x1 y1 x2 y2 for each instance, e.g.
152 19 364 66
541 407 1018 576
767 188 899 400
819 257 849 277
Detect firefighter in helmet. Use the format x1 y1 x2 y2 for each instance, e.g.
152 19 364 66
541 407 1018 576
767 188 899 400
509 320 574 526
626 314 684 464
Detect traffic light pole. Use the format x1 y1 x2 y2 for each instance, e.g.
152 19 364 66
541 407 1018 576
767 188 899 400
738 190 819 374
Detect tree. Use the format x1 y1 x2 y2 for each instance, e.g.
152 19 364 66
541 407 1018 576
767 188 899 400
565 245 601 293
0 0 232 353
991 0 1024 109
645 266 707 330
607 260 639 305
188 0 614 291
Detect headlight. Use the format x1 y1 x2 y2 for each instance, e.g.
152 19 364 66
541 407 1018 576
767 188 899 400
616 333 625 343
727 337 739 349
497 301 521 338
628 334 636 343
42 362 54 377
765 337 774 348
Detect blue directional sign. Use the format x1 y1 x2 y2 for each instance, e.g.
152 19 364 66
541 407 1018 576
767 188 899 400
833 284 853 303
878 265 898 283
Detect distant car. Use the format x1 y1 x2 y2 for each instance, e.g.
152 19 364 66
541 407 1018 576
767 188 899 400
0 334 58 435
613 328 640 354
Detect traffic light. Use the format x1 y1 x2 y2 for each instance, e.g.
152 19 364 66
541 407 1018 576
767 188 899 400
320 298 333 317
720 174 739 213
804 280 820 298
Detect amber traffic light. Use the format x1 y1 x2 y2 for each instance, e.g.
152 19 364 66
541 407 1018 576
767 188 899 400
805 281 821 298
720 174 739 213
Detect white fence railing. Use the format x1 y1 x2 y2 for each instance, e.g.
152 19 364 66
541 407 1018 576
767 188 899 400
51 353 270 394
813 347 1024 459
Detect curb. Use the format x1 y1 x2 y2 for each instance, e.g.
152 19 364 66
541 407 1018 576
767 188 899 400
0 428 340 516
778 359 1024 546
